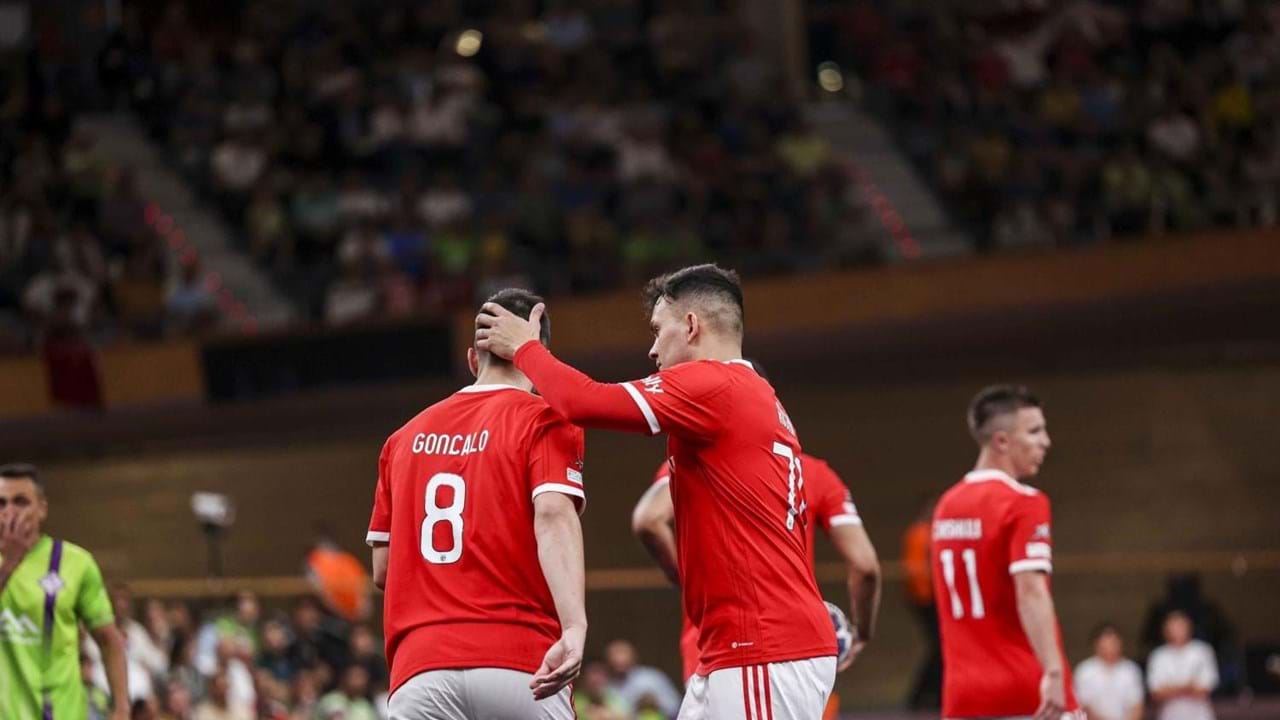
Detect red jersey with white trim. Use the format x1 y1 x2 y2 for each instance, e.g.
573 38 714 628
627 362 834 673
661 454 858 680
366 384 585 694
931 469 1078 718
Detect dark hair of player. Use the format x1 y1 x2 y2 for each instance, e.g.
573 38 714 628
642 264 744 336
0 462 42 494
1089 621 1121 643
479 288 551 364
967 384 1041 445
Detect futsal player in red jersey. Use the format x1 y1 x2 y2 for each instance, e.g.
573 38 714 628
478 265 836 719
368 289 586 720
631 363 881 684
931 385 1082 720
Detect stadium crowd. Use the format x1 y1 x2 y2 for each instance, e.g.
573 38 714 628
812 0 1280 250
113 0 882 325
85 588 683 720
0 49 217 357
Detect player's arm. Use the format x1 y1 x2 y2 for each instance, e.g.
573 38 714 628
370 545 389 591
531 491 587 699
366 436 394 591
477 304 726 438
827 522 881 658
90 623 130 720
1014 571 1068 720
630 477 680 586
78 555 129 720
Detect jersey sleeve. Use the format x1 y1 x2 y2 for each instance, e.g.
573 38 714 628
528 409 587 513
75 552 115 630
807 459 862 530
1006 491 1053 575
652 461 672 488
618 362 732 442
366 436 394 546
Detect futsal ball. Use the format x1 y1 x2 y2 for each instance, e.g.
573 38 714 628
825 601 855 667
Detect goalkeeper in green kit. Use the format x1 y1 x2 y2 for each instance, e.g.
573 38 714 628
0 464 129 720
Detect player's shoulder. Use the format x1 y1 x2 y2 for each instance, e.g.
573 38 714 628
56 539 101 572
954 469 1046 501
801 454 842 488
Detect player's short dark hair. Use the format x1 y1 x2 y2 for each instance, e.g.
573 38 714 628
967 384 1041 444
0 463 43 494
478 288 550 364
643 264 744 336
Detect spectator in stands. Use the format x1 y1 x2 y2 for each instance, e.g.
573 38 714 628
1148 610 1218 720
191 670 251 720
1074 623 1145 720
574 661 631 719
604 639 681 717
166 261 219 336
256 618 295 683
315 664 378 720
1140 574 1237 689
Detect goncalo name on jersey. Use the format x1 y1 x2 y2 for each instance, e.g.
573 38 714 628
411 431 490 456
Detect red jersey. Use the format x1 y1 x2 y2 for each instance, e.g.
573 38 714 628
512 342 835 674
661 454 858 680
366 384 586 694
931 469 1078 718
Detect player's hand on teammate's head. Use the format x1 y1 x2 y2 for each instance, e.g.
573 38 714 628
476 301 546 360
529 625 585 700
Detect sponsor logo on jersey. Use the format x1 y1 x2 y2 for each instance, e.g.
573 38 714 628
1025 542 1052 559
566 468 583 485
0 608 40 646
1033 523 1051 539
642 376 664 394
933 518 983 540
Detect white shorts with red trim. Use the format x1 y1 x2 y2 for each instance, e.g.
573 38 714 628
677 657 836 720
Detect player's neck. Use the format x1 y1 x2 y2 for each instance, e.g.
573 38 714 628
473 364 533 392
691 338 744 364
972 450 1019 481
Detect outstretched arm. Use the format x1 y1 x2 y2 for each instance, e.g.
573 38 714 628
631 479 680 586
476 302 656 433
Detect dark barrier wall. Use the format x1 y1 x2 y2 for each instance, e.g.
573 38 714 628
38 361 1280 708
201 321 452 401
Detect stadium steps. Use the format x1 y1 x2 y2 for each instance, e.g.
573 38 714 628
808 102 972 260
81 113 296 329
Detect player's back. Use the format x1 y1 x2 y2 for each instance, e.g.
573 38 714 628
931 469 1074 717
369 384 585 695
657 361 833 672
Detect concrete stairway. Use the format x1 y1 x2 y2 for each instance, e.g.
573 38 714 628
82 113 296 329
808 102 971 260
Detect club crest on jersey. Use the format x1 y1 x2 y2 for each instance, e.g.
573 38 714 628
641 376 664 394
39 572 64 595
776 400 796 435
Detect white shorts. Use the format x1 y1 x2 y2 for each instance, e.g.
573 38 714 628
678 656 836 720
387 667 574 720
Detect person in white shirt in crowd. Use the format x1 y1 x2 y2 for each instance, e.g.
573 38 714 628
1074 622 1145 720
603 639 681 718
1148 610 1218 720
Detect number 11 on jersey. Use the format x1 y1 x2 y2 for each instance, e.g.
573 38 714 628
940 548 985 619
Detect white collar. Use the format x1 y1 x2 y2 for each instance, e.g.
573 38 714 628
963 468 1038 496
723 359 754 368
457 384 529 394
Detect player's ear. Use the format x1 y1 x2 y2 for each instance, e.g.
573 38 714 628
466 348 480 378
685 311 699 343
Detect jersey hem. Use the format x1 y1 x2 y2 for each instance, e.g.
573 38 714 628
389 658 542 696
697 647 837 675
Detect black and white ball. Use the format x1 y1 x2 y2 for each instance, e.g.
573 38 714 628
825 601 856 667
